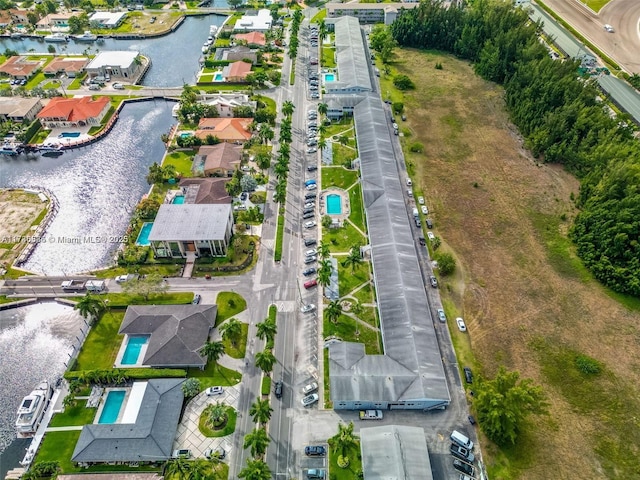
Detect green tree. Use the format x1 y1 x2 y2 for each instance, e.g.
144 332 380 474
136 196 160 219
254 349 276 374
200 340 225 364
256 318 277 344
121 273 168 301
436 252 456 276
238 458 271 480
255 152 271 172
249 398 273 426
240 174 258 193
204 401 227 428
393 74 415 90
181 378 201 398
369 24 397 63
317 241 331 260
474 367 548 445
243 427 270 458
330 422 358 468
282 100 295 117
258 125 274 145
326 300 343 324
317 259 333 288
341 245 362 273
73 294 105 322
220 318 242 347
164 458 191 480
146 162 164 185
274 181 287 203
67 13 89 34
317 102 328 117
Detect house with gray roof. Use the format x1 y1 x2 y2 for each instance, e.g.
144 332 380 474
360 425 433 480
326 16 372 94
118 305 216 369
71 379 184 464
148 204 233 259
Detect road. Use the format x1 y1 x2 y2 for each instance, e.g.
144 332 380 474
537 0 640 73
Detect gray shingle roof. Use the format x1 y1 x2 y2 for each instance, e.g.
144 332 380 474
148 204 232 242
71 379 185 463
333 16 372 91
119 305 217 368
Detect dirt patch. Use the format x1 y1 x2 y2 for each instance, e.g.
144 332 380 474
393 49 640 479
0 189 47 267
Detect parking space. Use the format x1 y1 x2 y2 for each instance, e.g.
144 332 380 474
300 443 329 477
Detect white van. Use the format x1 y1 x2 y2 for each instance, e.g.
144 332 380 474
412 208 419 218
450 430 473 450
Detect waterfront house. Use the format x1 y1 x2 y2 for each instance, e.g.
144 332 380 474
89 11 127 29
192 143 243 177
71 379 184 464
178 178 232 204
203 93 256 118
0 97 43 123
233 9 272 32
43 57 89 78
0 56 43 80
85 51 141 80
37 96 110 129
148 204 234 258
233 31 266 47
221 61 252 82
195 117 253 143
221 46 258 64
37 12 79 30
0 9 29 26
118 305 217 369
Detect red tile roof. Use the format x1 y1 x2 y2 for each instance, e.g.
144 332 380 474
234 31 266 46
37 96 110 122
0 56 42 77
195 117 253 142
226 61 252 80
43 57 89 74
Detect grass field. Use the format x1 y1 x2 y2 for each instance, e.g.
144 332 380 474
579 0 611 12
392 48 640 479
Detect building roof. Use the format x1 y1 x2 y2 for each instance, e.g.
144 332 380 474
59 475 162 480
222 60 252 79
37 96 110 122
329 93 450 407
360 425 433 480
148 204 232 242
234 9 272 31
43 57 89 74
37 12 78 26
204 93 256 112
0 56 42 77
234 31 266 46
0 97 41 118
89 11 127 26
119 305 216 368
327 2 420 13
71 379 185 463
332 16 372 91
179 177 232 204
195 117 253 142
196 142 243 173
86 51 139 70
324 94 366 111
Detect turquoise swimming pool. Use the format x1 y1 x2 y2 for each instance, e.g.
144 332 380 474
327 194 342 214
324 73 336 82
172 195 185 204
180 133 192 139
136 222 153 246
213 72 224 82
121 336 147 365
98 390 125 424
59 132 80 138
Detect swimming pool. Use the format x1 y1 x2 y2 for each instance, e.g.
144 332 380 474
213 72 224 82
59 132 81 138
135 222 153 246
180 133 192 139
98 390 126 424
326 194 342 215
172 195 185 204
121 336 147 365
324 73 336 82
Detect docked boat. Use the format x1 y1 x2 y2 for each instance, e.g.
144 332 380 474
202 46 209 54
209 25 218 35
44 33 68 42
74 31 97 42
39 144 63 157
10 32 24 39
15 381 53 438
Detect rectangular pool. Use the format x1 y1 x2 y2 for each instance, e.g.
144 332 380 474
324 73 336 82
121 336 147 365
327 194 342 214
98 390 126 424
172 195 185 204
135 222 153 246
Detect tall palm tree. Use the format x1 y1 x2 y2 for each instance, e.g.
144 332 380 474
73 295 105 323
255 318 277 344
326 300 343 324
204 401 228 428
219 318 242 347
258 125 274 145
317 241 331 260
243 427 270 458
254 349 276 375
238 458 271 480
279 142 290 158
199 340 225 365
317 259 333 288
282 100 295 118
274 162 288 180
164 458 191 480
274 181 287 204
341 245 363 273
249 398 273 426
331 421 358 463
318 102 328 117
318 138 327 151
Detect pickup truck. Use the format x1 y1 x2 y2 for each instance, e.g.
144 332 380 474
359 410 383 420
61 280 85 291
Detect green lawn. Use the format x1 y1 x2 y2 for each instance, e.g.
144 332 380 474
321 46 336 68
328 442 362 480
102 292 194 308
321 166 359 190
325 118 354 137
25 72 47 90
352 282 375 305
348 184 366 233
221 321 248 359
255 94 276 115
90 263 183 279
215 292 247 325
324 312 380 354
338 262 370 299
73 310 125 371
261 376 271 395
198 406 237 437
163 150 195 176
311 9 327 22
322 221 366 253
187 363 242 389
36 431 81 473
579 0 611 11
68 73 87 90
332 143 358 166
49 401 97 427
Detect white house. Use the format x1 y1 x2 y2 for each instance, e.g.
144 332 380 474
234 9 272 32
89 11 127 29
85 51 142 80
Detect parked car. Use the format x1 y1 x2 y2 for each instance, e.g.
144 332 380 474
426 218 434 229
429 275 438 288
427 231 436 240
305 445 326 457
304 255 317 264
172 449 192 459
192 294 201 304
463 367 473 384
453 459 474 476
301 393 319 406
274 381 283 399
303 279 318 289
305 192 317 200
307 147 317 154
301 304 316 313
311 93 320 99
421 206 429 215
112 82 125 90
305 469 325 479
406 178 412 186
205 386 224 396
303 267 317 276
303 212 315 219
437 308 447 323
307 165 318 171
407 189 413 197
305 248 317 257
304 221 317 229
418 196 425 205
302 382 318 394
240 192 248 200
304 238 317 247
456 317 467 332
204 447 226 459
306 184 317 191
303 207 315 215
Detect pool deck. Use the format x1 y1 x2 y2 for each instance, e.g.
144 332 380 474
114 334 150 368
44 126 92 147
319 187 350 224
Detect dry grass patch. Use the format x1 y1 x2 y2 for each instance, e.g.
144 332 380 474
394 48 640 479
0 189 47 239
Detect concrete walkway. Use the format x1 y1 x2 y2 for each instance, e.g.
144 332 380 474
45 425 83 432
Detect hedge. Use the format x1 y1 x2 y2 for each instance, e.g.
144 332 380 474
261 376 271 396
274 211 284 261
23 119 42 144
64 368 187 380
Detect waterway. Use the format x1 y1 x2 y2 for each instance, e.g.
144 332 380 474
0 99 176 274
0 302 85 477
0 13 227 87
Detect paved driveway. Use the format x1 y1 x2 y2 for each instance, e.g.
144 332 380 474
173 385 240 459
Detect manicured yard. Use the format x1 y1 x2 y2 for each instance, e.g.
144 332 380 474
50 401 97 427
328 442 362 480
165 460 227 480
73 310 125 371
261 376 271 395
311 9 327 22
322 221 366 253
36 431 82 473
332 143 358 166
163 150 195 176
68 73 87 90
348 184 366 233
324 312 380 355
321 166 358 190
321 46 336 68
215 292 247 325
187 362 242 389
338 262 371 299
198 406 237 437
352 282 375 305
101 292 194 308
221 321 248 359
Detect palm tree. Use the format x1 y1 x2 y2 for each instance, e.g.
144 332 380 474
249 398 273 426
164 458 191 479
258 125 274 145
282 100 295 117
318 138 327 151
73 294 105 323
318 123 328 137
279 142 290 158
204 401 228 428
341 245 363 272
274 181 287 204
238 458 271 480
317 259 333 288
255 152 271 172
255 318 277 344
326 300 343 324
254 349 276 374
243 427 270 458
220 318 242 347
317 241 331 260
331 421 358 467
200 340 225 364
274 162 288 180
318 102 328 117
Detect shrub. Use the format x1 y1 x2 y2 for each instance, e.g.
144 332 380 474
436 252 456 276
409 142 424 153
393 74 415 90
182 378 201 398
575 354 602 375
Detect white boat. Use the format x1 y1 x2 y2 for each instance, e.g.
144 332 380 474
10 32 24 39
210 25 218 35
171 103 180 118
15 381 53 438
202 46 209 53
0 143 21 155
44 33 68 42
74 31 97 42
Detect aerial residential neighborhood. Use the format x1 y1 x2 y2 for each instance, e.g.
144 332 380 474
0 0 640 479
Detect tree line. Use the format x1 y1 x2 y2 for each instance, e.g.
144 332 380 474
391 0 640 297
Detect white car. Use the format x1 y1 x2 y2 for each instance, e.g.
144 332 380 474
304 221 316 229
301 304 316 313
306 184 317 191
205 386 224 396
305 248 316 257
421 205 429 215
437 308 446 323
301 393 319 407
418 196 424 205
112 82 125 90
456 317 467 332
302 381 318 394
604 24 614 33
427 231 436 240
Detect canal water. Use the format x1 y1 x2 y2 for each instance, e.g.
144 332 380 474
0 302 85 478
0 13 227 87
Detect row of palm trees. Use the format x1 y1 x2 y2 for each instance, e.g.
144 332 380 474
273 100 295 205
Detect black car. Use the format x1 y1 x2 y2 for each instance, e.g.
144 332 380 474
304 238 317 247
463 367 473 384
303 212 315 219
240 192 248 200
429 275 438 288
307 165 318 172
274 381 283 399
303 207 315 215
303 267 317 276
305 445 326 457
453 459 474 476
305 193 317 200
